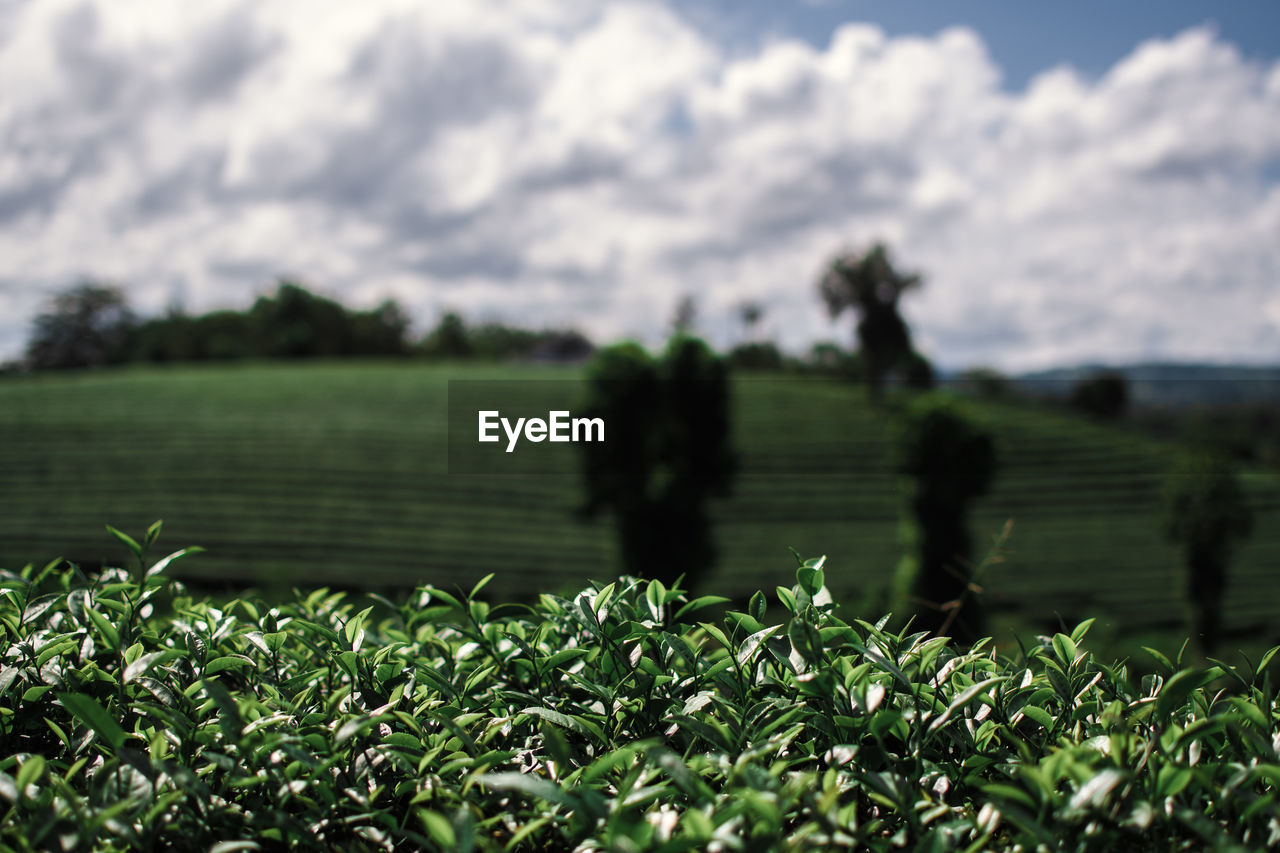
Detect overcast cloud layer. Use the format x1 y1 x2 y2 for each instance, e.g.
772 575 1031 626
2 1 1278 369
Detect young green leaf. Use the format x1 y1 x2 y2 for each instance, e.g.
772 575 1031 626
61 693 127 752
105 524 143 559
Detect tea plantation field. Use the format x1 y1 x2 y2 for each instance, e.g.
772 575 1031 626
0 362 1277 644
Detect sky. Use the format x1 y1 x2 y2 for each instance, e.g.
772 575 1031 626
1 1 1278 371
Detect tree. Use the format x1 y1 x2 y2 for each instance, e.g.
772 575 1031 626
250 281 353 358
351 300 411 356
728 341 785 372
819 243 921 400
670 295 697 336
1069 371 1128 420
895 394 997 642
420 312 473 359
901 349 935 390
133 310 256 362
26 283 136 370
1161 450 1252 654
578 337 736 588
809 342 861 378
738 300 764 343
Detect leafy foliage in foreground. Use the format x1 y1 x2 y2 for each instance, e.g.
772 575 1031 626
2 531 1279 851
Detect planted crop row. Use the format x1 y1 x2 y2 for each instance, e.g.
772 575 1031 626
2 528 1278 850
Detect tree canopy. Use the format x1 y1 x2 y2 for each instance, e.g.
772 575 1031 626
26 283 136 370
819 243 923 399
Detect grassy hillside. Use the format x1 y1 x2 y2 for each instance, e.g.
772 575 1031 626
0 361 1276 645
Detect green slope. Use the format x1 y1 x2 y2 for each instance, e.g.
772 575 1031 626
0 362 1276 641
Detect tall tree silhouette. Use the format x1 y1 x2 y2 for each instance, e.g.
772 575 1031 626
577 337 736 588
1161 449 1252 655
895 394 997 643
819 243 921 400
738 300 764 343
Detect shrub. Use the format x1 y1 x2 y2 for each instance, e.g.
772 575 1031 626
578 338 736 588
1161 450 1253 655
894 394 997 642
1 528 1278 850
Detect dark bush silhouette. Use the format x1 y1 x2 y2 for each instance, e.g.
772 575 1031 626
1161 450 1252 654
819 243 922 400
578 337 736 588
1069 371 1129 420
27 283 136 370
895 394 997 642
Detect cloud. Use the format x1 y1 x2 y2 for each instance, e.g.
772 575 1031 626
0 2 1277 369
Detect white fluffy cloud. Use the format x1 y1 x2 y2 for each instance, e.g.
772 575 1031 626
1 1 1277 369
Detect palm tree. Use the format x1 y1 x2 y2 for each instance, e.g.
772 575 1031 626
819 243 921 400
738 300 764 344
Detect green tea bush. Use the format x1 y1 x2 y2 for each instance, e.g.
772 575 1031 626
2 527 1278 851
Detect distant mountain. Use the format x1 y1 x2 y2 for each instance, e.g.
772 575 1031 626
1010 363 1280 408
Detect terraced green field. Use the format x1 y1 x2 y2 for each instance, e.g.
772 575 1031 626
1 361 1277 645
